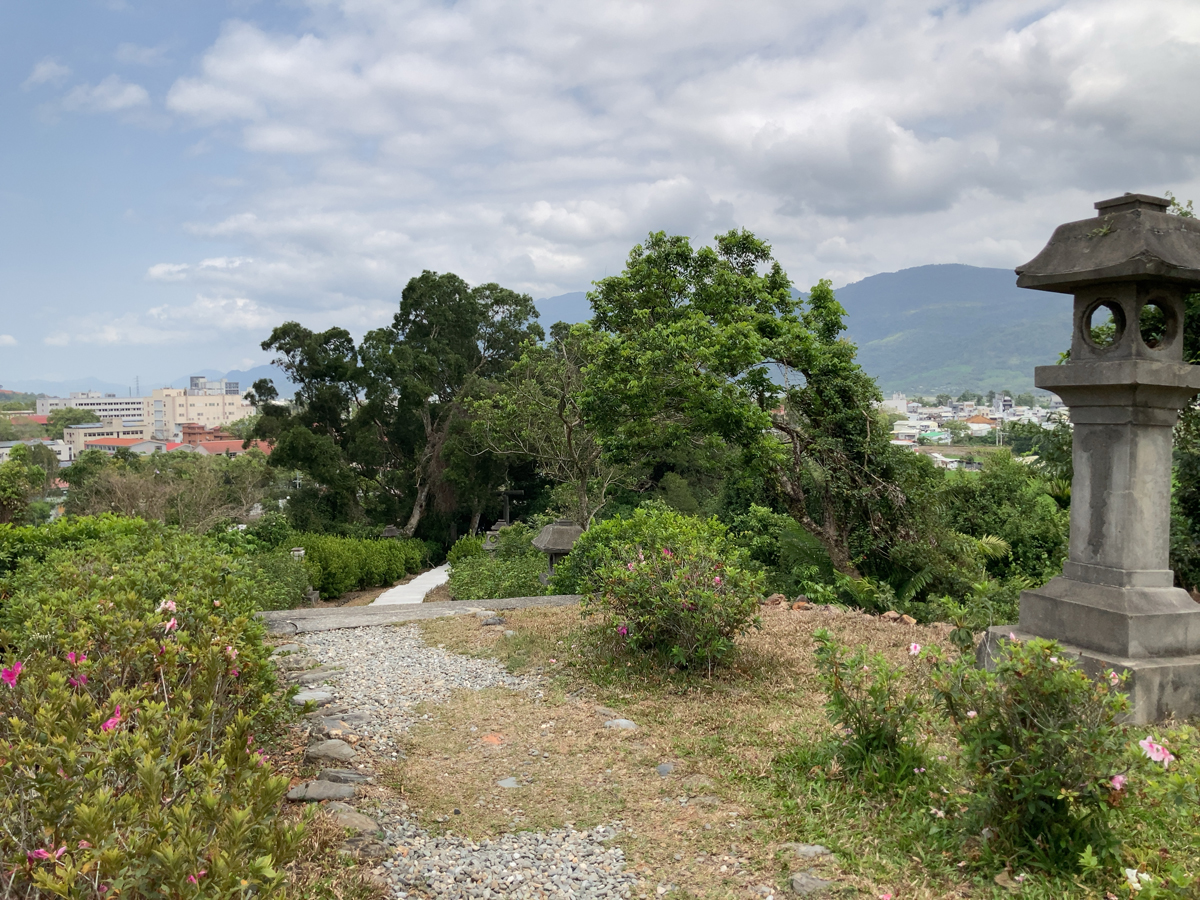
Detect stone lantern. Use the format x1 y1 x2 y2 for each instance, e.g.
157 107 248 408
980 193 1200 722
532 518 584 583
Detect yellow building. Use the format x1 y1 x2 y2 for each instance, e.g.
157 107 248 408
150 388 253 438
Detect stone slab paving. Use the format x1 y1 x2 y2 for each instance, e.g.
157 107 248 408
372 564 451 606
259 594 581 635
274 623 636 898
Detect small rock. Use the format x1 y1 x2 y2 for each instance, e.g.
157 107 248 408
305 739 358 764
287 780 356 802
900 614 918 625
341 836 388 860
272 643 304 655
881 611 901 621
604 718 637 730
791 600 811 610
481 616 505 626
496 777 520 789
327 808 380 834
292 690 334 707
764 593 788 605
474 609 499 619
318 768 372 784
781 843 833 859
503 630 516 637
790 871 834 895
655 762 675 777
295 667 340 685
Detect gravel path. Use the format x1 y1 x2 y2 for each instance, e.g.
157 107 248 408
290 624 637 899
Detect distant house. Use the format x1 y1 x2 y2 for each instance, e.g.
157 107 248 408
0 439 73 464
84 438 168 456
891 422 921 441
929 453 961 469
194 440 272 458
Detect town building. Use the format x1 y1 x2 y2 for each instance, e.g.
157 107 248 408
36 392 150 419
63 420 156 458
0 439 73 465
150 387 253 439
194 439 271 458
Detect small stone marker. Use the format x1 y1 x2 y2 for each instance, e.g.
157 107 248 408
496 776 520 789
790 871 834 895
292 690 333 707
504 630 516 637
305 739 358 764
655 762 675 777
287 780 355 802
604 718 637 730
318 768 372 784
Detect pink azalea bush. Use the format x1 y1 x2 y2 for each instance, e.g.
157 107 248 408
932 637 1128 870
0 526 300 898
565 505 763 674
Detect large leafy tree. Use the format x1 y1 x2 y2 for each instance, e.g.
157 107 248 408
582 229 912 575
470 322 626 527
254 271 542 537
0 445 46 524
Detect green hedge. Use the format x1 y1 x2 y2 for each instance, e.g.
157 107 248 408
0 528 301 898
446 524 548 602
0 514 155 576
296 533 428 598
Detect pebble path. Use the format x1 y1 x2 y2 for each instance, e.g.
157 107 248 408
283 624 638 899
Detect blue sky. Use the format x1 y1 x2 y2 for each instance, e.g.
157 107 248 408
2 0 1200 391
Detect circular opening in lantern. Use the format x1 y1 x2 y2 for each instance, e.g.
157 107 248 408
1085 300 1125 349
1138 300 1175 349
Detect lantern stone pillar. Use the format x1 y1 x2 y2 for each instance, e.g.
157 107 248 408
979 193 1200 723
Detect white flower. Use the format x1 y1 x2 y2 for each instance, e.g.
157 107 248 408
1125 869 1152 892
966 710 977 719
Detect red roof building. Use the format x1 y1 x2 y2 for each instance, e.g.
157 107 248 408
195 439 271 457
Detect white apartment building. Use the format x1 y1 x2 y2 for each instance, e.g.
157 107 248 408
37 391 150 419
150 387 253 439
0 439 73 465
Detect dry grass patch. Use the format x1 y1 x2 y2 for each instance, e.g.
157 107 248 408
401 605 960 898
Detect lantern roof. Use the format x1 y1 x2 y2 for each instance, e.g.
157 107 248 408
1016 194 1200 293
532 518 584 554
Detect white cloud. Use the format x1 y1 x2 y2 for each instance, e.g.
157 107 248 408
143 0 1200 319
0 334 17 346
22 58 71 89
115 43 170 66
63 75 150 113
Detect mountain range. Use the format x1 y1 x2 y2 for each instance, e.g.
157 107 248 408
2 264 1069 398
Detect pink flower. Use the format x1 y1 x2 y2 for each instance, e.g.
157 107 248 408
966 710 977 719
162 618 177 632
213 600 221 608
1 661 23 688
617 624 628 637
1008 632 1017 641
77 841 91 849
661 548 673 557
909 643 921 655
54 847 66 860
230 668 240 678
66 651 87 666
1049 656 1058 663
224 645 238 660
157 600 176 613
187 870 206 885
930 807 946 818
1139 737 1175 768
1109 671 1121 687
626 562 636 571
101 705 122 732
69 674 88 688
1111 774 1127 791
880 894 893 900
28 849 51 861
713 576 722 585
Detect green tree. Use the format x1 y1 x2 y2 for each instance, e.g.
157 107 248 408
253 271 542 538
47 407 99 439
0 444 46 524
582 230 912 575
470 323 626 526
935 393 951 406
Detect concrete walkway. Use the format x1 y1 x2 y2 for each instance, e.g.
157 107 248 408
372 564 450 606
260 594 582 635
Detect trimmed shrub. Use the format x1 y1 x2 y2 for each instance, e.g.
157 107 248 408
0 529 301 898
0 514 155 576
933 637 1128 870
562 505 762 673
447 525 548 601
296 533 427 598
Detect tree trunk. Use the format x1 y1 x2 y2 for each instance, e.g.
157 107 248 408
400 480 431 538
468 506 482 536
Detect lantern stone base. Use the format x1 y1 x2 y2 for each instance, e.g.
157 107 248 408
977 625 1200 724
